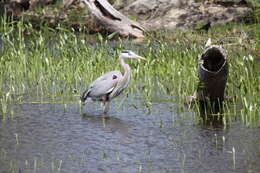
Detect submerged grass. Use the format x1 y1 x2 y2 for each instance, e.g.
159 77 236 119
0 17 259 126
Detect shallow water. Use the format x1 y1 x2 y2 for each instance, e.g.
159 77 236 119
0 95 260 173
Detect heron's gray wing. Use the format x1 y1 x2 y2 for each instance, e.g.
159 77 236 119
87 70 122 98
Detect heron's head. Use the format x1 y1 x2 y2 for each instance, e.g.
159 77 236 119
119 50 145 60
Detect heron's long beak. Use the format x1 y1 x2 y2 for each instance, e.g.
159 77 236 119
136 56 146 60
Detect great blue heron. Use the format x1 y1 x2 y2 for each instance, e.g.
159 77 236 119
81 50 145 114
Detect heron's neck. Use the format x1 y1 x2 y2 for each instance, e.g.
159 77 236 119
119 57 131 81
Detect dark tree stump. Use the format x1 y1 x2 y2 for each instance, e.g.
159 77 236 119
186 40 229 127
197 45 228 103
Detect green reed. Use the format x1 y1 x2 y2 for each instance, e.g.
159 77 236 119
0 18 259 125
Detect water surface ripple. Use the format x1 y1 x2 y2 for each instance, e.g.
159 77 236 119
0 96 260 173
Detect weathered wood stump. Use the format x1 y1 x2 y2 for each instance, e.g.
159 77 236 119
185 39 229 127
186 40 229 127
197 45 228 102
196 42 229 117
80 0 145 38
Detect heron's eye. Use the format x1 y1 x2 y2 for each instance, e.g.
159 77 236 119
112 75 117 79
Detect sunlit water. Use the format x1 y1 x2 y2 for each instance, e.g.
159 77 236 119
0 95 260 173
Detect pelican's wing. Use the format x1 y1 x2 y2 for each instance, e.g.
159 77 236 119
87 70 123 98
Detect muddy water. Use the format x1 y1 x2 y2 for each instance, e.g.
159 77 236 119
0 95 259 173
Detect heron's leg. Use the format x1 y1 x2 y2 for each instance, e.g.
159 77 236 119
103 101 110 114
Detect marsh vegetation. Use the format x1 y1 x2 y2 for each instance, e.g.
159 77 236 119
0 18 259 125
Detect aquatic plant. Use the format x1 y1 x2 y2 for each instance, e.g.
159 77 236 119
0 17 259 126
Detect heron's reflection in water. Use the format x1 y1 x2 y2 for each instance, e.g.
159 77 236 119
81 113 130 139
